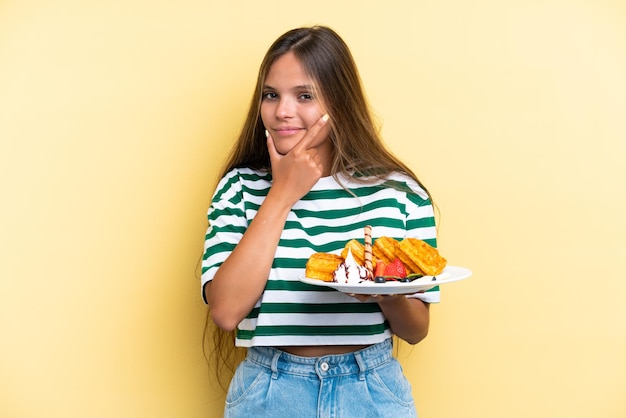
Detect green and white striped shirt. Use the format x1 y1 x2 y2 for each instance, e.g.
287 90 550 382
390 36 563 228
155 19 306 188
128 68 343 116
201 168 440 347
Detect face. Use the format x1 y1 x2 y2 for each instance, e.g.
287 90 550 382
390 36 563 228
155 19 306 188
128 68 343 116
260 52 331 157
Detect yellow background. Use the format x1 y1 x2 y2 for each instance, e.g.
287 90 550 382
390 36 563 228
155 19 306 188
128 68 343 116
1 1 625 417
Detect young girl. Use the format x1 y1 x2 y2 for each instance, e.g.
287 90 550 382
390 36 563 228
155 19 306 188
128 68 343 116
201 26 440 418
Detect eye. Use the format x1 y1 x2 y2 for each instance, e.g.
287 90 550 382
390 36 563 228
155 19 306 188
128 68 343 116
262 91 278 101
298 93 313 101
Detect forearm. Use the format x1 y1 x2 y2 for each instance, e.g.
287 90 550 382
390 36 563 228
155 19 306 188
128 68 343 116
207 189 293 331
206 116 329 331
377 296 430 345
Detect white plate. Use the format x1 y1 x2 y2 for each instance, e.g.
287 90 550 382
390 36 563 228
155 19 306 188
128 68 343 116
299 266 471 295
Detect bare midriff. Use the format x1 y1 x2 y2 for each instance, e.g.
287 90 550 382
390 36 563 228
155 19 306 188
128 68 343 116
275 345 371 357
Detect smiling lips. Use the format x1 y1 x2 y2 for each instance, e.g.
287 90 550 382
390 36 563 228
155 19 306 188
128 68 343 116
272 126 304 137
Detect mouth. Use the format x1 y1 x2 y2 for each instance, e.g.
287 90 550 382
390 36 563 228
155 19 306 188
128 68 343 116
272 126 305 137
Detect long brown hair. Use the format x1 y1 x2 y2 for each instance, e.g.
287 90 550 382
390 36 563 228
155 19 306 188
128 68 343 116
204 25 431 390
218 25 428 188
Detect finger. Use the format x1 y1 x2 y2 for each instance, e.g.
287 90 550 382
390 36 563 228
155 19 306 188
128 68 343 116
266 130 281 162
348 293 366 302
292 113 330 152
311 152 322 168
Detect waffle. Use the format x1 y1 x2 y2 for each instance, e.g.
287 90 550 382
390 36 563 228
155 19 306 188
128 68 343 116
341 239 364 266
340 239 377 269
372 236 401 265
305 253 343 282
397 238 447 276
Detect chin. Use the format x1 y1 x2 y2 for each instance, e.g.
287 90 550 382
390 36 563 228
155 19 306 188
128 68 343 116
274 139 299 155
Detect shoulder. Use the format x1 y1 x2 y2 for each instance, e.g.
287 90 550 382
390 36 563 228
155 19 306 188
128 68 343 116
220 167 270 182
384 172 430 200
350 171 430 202
214 167 271 192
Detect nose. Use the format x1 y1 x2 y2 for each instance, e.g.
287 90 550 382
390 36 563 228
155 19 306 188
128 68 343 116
275 97 295 119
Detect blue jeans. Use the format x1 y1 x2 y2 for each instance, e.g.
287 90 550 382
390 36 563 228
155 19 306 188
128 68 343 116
224 338 418 417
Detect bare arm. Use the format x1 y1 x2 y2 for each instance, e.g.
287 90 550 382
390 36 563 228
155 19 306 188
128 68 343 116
350 294 430 344
206 115 330 331
377 296 430 344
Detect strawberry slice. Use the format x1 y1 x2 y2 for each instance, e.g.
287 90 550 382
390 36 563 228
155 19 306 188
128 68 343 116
374 260 386 277
383 258 407 278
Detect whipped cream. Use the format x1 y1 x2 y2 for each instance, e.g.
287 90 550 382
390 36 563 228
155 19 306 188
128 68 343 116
333 248 370 283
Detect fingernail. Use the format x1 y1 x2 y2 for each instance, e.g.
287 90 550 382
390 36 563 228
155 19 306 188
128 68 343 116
321 114 329 122
265 129 269 137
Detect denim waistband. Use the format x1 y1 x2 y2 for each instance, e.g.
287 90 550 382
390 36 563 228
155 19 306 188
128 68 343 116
246 338 393 380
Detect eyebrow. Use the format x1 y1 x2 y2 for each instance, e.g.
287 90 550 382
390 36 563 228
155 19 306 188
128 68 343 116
262 84 314 91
